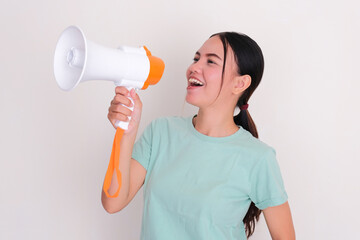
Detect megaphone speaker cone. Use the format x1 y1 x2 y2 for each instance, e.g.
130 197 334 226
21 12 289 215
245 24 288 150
54 26 87 91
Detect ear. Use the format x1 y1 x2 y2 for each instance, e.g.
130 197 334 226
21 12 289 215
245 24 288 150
232 74 251 95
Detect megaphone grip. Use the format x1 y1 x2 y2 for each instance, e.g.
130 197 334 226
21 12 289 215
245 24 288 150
103 127 124 198
115 87 135 130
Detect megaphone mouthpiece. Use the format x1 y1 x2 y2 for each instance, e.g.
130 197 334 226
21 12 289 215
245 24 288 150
142 46 165 89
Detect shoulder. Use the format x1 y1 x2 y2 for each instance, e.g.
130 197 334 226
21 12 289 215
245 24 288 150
235 128 277 164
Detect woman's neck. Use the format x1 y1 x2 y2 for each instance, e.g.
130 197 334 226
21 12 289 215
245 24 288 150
193 108 239 137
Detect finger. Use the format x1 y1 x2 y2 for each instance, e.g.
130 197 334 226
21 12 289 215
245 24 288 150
108 112 129 123
130 89 142 108
115 86 129 96
112 94 133 107
110 104 133 116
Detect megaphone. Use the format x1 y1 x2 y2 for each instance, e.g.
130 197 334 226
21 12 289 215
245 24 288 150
54 25 165 130
54 26 165 198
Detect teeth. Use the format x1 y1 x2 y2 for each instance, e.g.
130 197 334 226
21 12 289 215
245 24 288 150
189 78 204 86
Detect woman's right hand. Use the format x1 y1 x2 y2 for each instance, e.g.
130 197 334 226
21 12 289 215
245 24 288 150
108 86 143 134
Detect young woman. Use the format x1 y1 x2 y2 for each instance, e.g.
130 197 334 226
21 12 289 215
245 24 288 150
102 32 295 239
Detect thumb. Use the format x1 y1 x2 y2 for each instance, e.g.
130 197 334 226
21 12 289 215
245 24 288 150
130 89 141 106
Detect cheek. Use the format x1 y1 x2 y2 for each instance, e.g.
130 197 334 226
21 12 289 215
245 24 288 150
206 69 222 85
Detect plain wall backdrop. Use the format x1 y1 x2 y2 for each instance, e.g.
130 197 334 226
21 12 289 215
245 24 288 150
1 0 359 239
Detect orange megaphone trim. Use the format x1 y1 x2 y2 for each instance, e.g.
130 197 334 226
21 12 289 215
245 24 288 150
142 46 165 90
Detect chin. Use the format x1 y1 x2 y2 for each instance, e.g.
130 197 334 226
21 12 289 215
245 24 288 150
186 94 208 109
185 94 200 107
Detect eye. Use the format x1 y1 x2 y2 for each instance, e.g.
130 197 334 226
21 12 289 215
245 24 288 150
193 57 199 62
207 59 216 64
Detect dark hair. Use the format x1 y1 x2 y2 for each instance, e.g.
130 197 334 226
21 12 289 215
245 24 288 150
210 32 265 238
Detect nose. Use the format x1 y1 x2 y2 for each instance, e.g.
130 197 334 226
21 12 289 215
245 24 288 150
188 60 202 75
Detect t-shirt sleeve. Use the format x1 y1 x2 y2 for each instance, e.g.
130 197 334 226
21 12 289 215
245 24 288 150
131 121 154 171
249 148 288 210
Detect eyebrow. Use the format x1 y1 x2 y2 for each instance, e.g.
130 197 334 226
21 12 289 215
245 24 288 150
195 51 222 60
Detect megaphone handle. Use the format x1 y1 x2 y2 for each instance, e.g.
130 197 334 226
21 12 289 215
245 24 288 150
115 86 135 130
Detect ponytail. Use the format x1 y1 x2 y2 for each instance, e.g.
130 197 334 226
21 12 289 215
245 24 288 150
234 105 261 237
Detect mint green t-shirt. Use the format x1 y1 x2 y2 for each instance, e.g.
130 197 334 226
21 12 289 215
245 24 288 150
132 116 288 240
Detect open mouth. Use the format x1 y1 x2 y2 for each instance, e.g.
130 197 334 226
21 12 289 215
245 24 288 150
188 78 204 87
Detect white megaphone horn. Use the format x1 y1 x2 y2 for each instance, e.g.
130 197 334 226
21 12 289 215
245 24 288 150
54 25 165 130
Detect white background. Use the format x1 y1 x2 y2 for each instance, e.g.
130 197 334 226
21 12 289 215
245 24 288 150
1 0 359 239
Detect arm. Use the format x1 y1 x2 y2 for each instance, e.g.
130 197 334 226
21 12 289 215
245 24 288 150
263 201 296 240
101 157 146 213
101 87 145 213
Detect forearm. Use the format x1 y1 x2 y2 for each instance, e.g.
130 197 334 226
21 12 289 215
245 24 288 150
101 130 137 213
264 202 295 240
272 236 295 240
271 234 295 240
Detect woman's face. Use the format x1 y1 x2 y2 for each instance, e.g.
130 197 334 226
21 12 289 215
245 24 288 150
185 36 238 108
